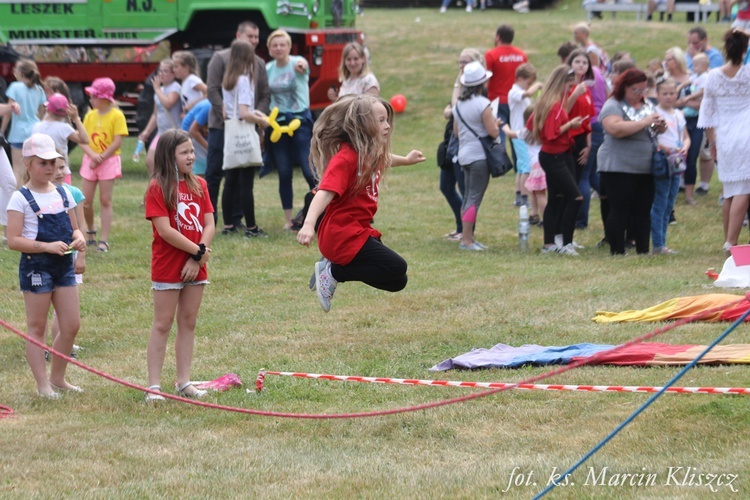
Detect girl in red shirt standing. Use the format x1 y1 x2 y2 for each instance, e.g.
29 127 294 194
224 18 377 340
527 65 584 256
144 129 215 400
297 95 425 312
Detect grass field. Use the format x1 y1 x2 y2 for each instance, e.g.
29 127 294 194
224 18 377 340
1 3 748 497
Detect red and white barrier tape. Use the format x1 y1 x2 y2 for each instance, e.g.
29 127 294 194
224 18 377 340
262 371 750 396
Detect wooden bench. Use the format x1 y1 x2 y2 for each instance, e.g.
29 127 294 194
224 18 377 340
584 1 720 22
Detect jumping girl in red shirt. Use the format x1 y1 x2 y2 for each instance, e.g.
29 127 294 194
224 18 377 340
297 94 425 312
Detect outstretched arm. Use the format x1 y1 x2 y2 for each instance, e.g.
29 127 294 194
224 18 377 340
391 150 426 167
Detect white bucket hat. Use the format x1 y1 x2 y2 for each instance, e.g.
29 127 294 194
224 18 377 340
460 61 493 87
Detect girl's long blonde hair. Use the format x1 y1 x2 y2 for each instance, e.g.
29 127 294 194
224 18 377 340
150 129 201 211
310 94 393 194
529 65 575 145
222 40 255 91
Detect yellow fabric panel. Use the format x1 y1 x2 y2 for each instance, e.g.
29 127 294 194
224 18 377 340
592 294 743 324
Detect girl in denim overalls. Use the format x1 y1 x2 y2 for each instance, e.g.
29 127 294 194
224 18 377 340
6 133 87 398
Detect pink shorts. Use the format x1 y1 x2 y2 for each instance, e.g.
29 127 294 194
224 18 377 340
80 154 122 181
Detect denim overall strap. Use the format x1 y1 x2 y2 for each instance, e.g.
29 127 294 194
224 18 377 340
20 186 73 244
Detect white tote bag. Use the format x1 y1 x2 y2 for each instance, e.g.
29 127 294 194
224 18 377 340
222 92 262 170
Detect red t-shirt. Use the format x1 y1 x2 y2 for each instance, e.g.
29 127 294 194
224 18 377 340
485 45 528 104
145 177 214 282
317 143 382 266
567 86 594 138
526 101 573 154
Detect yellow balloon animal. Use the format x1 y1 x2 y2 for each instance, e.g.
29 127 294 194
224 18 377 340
267 107 301 143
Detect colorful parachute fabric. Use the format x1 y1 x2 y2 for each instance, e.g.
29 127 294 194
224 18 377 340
591 294 750 324
430 343 750 371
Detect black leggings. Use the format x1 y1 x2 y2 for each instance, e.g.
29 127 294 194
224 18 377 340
600 172 654 255
539 151 582 246
222 167 257 228
331 237 407 292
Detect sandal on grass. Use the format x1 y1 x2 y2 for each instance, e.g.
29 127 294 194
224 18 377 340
145 385 165 402
97 241 109 253
86 229 97 246
176 382 207 399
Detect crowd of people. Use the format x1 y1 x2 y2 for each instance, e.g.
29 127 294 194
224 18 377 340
0 20 425 399
1 17 748 398
440 22 750 257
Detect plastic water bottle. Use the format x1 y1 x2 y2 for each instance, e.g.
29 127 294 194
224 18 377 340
518 205 530 252
132 140 145 162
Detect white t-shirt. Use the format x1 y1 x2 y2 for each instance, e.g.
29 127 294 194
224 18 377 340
507 83 531 131
7 185 77 240
156 81 183 133
181 74 205 109
339 73 379 96
656 105 686 151
222 75 255 120
31 120 75 174
453 95 492 166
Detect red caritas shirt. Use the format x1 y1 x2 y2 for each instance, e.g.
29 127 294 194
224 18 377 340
567 86 594 138
526 101 574 154
485 45 528 104
145 177 214 282
317 143 382 265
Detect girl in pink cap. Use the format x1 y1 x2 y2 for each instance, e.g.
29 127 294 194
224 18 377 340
6 133 87 398
32 93 89 185
79 77 129 252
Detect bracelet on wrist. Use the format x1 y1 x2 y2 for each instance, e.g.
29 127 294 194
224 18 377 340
190 243 206 261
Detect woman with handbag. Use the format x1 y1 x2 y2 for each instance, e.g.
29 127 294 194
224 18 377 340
221 40 270 238
452 61 502 251
439 48 482 242
527 66 585 256
265 29 317 231
597 68 667 256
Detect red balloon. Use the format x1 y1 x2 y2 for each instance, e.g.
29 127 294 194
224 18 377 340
390 94 407 113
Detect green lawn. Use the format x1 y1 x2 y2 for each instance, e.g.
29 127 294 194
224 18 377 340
1 3 748 498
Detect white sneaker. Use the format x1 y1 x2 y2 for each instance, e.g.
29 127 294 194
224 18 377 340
315 258 338 312
554 234 563 248
541 245 559 254
512 0 530 12
440 5 447 12
557 243 580 256
466 4 473 11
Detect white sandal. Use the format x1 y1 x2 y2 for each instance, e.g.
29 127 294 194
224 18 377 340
176 382 207 399
145 385 165 402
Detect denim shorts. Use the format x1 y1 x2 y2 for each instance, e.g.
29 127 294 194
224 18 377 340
19 253 77 293
151 280 209 291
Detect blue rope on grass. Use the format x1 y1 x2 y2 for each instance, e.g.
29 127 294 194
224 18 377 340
533 306 750 499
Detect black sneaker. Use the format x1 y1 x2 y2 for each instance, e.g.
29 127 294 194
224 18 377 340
695 187 708 196
221 225 239 235
669 210 677 225
245 227 268 238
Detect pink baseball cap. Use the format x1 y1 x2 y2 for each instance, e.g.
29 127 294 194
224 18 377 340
23 134 64 160
45 93 69 116
85 77 116 102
